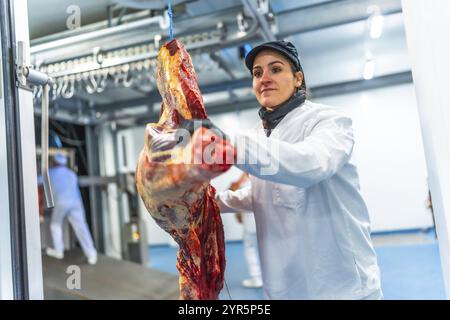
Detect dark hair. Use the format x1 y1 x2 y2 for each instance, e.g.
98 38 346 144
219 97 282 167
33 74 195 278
287 62 309 99
287 61 307 92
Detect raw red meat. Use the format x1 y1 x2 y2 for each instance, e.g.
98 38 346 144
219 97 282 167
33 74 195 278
136 39 235 300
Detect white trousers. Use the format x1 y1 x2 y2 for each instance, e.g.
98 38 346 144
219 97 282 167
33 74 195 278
50 202 97 258
242 213 262 279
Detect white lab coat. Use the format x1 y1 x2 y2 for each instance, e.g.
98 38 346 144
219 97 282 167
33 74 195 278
241 212 262 280
217 100 382 300
239 180 262 280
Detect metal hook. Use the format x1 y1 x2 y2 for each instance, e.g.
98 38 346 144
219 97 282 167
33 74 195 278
113 67 122 87
56 78 65 98
122 71 133 88
51 81 58 101
61 76 75 99
120 64 133 88
85 73 98 94
59 76 69 98
96 71 108 93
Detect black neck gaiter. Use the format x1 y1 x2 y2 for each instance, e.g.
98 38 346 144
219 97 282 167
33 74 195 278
258 90 306 137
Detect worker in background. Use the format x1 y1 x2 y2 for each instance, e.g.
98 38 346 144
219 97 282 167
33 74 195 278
179 40 382 299
41 153 98 265
229 172 263 289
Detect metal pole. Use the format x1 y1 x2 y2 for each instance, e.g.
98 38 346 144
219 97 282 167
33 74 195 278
40 83 54 209
85 125 104 253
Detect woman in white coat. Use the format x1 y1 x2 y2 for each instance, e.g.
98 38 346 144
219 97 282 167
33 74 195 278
212 40 383 300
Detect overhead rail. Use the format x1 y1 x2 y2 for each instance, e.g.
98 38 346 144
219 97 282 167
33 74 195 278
31 17 259 103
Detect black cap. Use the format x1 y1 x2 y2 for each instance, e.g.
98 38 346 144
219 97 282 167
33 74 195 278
245 40 303 73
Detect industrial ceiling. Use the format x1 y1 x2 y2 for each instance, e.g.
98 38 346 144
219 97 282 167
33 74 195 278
27 0 407 126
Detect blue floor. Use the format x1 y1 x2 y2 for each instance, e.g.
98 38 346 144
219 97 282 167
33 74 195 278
376 242 445 299
148 233 446 300
148 242 264 300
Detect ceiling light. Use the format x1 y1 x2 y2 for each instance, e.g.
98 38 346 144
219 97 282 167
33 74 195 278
363 59 375 80
370 14 384 39
367 5 384 39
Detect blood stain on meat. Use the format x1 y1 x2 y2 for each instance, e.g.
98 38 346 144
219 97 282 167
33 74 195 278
135 39 235 300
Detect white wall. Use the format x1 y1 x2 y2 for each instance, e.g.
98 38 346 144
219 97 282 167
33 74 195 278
402 0 450 297
317 84 432 232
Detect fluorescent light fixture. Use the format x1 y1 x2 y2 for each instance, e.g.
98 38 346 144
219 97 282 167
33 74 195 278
363 59 375 80
367 5 384 39
370 14 384 39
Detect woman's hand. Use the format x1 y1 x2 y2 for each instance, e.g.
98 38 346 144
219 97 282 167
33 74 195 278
179 119 229 142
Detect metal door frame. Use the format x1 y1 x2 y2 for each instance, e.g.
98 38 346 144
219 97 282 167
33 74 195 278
0 1 14 300
0 0 43 300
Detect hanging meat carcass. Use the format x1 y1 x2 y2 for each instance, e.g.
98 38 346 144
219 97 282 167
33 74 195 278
135 39 235 300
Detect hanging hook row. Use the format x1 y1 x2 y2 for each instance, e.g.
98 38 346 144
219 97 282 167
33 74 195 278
32 28 226 102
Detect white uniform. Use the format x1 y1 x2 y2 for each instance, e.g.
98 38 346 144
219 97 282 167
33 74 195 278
242 212 262 281
239 179 262 282
217 100 382 300
48 165 97 259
